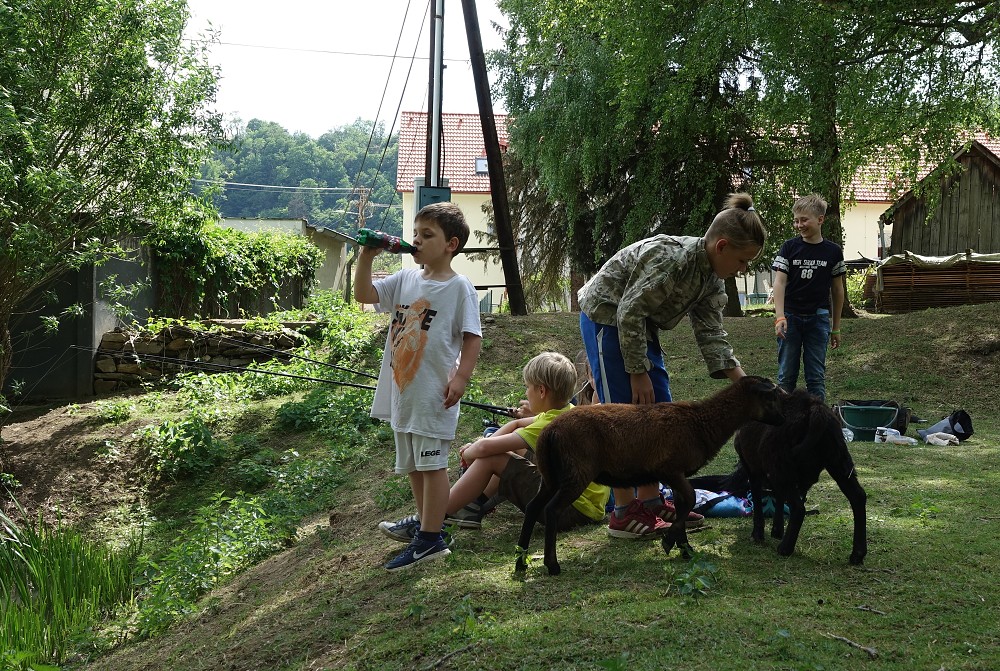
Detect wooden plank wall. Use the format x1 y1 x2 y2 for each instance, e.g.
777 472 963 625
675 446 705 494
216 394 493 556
876 261 1000 313
888 150 1000 256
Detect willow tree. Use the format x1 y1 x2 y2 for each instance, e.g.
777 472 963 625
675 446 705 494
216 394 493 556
492 0 1000 315
0 0 221 393
494 0 763 311
750 0 1000 258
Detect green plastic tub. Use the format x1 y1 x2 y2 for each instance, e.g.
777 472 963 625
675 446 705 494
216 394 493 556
836 405 899 442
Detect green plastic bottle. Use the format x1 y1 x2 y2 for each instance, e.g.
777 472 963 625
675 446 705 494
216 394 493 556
355 228 416 254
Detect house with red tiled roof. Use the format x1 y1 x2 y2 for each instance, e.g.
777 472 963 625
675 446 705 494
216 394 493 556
395 111 999 304
396 111 510 310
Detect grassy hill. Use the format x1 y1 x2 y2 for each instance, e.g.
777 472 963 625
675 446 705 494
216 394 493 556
6 303 1000 671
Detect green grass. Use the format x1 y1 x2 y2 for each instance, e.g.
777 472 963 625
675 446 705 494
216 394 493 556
11 302 1000 670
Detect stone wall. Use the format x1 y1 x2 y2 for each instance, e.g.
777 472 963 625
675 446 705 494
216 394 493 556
93 322 317 394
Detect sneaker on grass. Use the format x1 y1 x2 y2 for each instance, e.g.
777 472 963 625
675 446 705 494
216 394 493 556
607 499 670 539
384 536 451 572
380 515 455 547
658 499 706 528
378 514 420 542
444 503 485 529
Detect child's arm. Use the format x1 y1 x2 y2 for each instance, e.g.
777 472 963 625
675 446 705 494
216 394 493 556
460 418 533 462
353 246 381 304
830 274 845 349
444 332 482 409
772 272 788 338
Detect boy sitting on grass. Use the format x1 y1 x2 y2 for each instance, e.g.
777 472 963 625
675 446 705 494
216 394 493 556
379 351 610 540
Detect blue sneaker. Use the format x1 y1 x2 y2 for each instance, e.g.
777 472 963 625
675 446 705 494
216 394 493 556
378 514 421 542
384 536 451 572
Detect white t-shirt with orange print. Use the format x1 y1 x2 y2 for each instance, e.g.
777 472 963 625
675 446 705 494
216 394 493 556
371 268 482 439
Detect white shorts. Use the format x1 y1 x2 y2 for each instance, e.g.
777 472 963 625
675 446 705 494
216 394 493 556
393 431 450 474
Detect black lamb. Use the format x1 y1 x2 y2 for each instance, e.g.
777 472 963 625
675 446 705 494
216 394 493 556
733 388 868 565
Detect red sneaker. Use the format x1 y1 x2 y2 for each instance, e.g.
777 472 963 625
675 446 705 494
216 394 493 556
658 499 705 528
607 500 671 538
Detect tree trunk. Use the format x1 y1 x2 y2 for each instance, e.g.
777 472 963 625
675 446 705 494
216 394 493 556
723 277 744 317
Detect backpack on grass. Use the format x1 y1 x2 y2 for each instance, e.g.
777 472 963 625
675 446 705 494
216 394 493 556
917 409 974 442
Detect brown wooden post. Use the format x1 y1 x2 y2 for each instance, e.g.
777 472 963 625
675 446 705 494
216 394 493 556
461 0 527 315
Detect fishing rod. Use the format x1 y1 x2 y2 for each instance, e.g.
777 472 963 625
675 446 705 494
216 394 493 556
76 346 517 416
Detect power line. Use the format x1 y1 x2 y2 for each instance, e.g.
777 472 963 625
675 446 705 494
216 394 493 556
193 179 367 192
187 38 475 64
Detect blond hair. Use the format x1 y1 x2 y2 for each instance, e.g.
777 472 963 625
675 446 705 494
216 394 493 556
705 192 767 251
792 193 828 218
523 352 577 406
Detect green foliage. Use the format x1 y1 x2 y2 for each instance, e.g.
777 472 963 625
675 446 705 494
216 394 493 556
0 500 140 668
0 0 221 389
374 477 412 511
136 493 280 636
197 119 402 236
145 197 324 318
92 399 136 425
668 555 719 597
136 415 226 479
845 265 873 309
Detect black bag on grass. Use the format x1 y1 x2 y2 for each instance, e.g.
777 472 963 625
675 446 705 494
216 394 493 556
917 409 974 442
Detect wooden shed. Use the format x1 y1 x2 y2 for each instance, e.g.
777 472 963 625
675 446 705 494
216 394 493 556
880 140 1000 256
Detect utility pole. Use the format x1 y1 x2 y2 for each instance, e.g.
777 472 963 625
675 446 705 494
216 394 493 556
461 0 526 315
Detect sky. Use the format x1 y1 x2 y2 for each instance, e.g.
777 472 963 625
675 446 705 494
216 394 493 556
185 0 508 139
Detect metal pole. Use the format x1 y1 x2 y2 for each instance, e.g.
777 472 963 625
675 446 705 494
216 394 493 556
429 0 445 187
461 0 527 315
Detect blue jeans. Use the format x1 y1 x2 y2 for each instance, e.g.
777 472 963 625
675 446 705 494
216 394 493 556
776 309 831 402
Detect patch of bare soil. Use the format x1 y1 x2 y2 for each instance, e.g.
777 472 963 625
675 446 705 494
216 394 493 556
0 400 148 530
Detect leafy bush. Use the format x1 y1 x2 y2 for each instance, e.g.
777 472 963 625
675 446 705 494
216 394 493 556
136 493 281 636
145 198 324 318
136 415 226 479
845 264 874 309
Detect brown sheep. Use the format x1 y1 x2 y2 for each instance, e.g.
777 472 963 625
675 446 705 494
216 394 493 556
514 376 785 576
734 388 867 565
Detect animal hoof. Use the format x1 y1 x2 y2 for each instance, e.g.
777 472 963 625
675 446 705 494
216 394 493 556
661 536 676 555
514 558 528 574
679 543 694 560
546 563 561 576
849 553 865 566
770 529 784 539
751 533 765 545
777 544 794 557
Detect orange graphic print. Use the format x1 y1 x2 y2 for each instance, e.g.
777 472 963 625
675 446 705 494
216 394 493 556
390 297 437 391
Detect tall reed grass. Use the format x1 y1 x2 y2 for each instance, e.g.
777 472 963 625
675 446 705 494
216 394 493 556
0 500 140 668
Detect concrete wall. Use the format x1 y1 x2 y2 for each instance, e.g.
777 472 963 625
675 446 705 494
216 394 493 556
842 201 891 260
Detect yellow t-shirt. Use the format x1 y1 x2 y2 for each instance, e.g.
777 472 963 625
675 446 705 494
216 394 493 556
515 405 611 522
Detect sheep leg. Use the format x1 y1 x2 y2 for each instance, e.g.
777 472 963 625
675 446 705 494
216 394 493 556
747 473 768 544
661 477 695 559
542 488 582 576
770 492 786 540
515 484 552 574
776 488 806 557
831 470 868 565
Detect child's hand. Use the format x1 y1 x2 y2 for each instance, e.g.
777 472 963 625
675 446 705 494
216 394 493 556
444 375 468 409
359 245 382 260
509 399 531 418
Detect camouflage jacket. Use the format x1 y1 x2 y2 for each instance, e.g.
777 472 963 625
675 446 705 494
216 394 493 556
578 235 740 378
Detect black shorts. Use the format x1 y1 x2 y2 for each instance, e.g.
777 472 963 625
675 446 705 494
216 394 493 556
498 449 594 531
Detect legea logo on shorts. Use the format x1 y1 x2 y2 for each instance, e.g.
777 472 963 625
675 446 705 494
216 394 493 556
420 449 441 457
